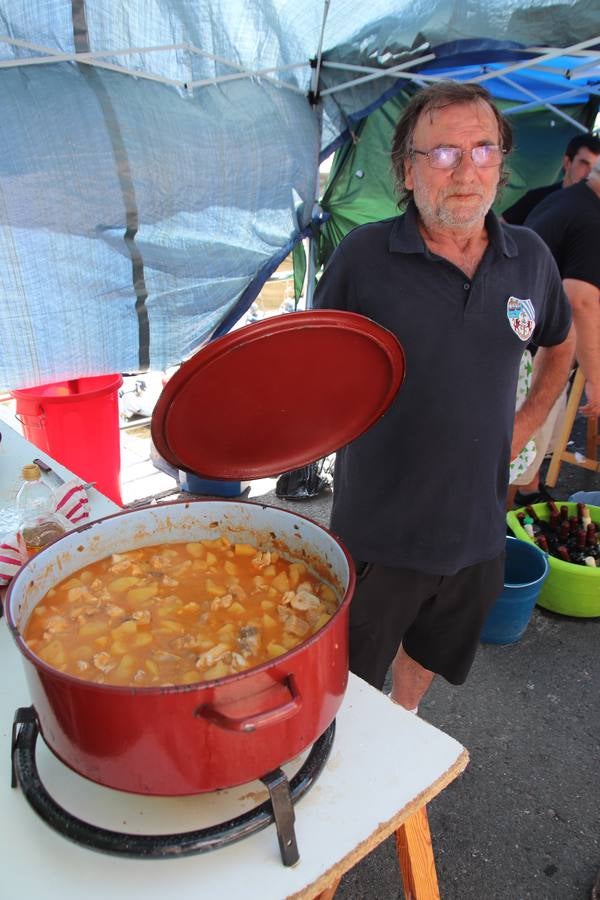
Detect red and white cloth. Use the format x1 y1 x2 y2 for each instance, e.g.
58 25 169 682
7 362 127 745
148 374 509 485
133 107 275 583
0 479 90 586
0 541 26 587
54 480 91 525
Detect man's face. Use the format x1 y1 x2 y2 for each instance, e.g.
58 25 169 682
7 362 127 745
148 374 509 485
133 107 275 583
403 100 502 233
562 147 599 187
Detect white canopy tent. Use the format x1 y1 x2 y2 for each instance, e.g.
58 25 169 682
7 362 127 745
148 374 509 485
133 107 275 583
0 1 598 387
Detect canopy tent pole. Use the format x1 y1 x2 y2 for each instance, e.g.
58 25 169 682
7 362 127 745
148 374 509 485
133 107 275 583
471 35 600 84
319 52 436 96
504 83 600 116
3 33 597 120
0 36 307 94
561 57 600 77
188 64 306 92
305 0 330 310
497 74 590 131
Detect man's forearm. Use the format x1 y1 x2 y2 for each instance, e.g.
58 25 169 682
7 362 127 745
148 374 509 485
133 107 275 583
511 327 575 459
564 278 600 381
563 278 600 416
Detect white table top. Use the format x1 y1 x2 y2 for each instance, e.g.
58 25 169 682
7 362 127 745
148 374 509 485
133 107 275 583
0 613 467 899
0 413 468 898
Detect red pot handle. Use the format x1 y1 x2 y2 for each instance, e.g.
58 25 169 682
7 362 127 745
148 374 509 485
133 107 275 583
194 674 302 733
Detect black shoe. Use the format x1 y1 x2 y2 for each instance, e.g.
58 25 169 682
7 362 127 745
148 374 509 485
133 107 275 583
514 483 555 507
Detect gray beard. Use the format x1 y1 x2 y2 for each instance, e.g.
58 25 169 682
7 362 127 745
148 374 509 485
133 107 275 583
414 185 497 232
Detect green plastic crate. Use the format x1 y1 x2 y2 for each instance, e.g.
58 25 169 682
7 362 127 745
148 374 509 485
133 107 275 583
506 502 600 617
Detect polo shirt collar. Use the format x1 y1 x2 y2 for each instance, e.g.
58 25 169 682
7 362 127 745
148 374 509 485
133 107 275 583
389 199 519 259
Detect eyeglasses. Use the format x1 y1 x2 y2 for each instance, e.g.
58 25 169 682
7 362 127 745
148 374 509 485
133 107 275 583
410 145 505 169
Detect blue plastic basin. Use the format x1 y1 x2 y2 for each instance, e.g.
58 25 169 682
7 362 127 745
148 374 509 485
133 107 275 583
480 536 550 645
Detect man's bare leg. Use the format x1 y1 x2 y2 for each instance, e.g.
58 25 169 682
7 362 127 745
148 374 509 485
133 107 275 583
390 645 435 710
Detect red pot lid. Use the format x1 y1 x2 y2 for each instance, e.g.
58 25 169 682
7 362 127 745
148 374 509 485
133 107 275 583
151 310 405 480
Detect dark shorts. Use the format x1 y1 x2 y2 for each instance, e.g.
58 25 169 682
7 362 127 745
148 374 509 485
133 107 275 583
349 553 505 689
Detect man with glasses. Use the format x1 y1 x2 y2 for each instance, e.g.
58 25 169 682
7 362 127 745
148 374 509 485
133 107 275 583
313 81 574 712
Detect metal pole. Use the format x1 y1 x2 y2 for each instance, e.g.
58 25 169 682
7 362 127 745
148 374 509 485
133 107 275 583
305 0 330 309
305 205 320 309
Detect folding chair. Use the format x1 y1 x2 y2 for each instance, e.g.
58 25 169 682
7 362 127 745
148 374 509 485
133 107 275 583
545 367 600 487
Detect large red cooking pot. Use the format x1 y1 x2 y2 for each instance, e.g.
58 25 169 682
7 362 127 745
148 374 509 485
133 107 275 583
7 311 405 796
6 498 354 795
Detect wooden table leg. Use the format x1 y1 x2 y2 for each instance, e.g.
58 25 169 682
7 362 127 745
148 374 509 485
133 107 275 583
314 879 341 900
395 806 440 900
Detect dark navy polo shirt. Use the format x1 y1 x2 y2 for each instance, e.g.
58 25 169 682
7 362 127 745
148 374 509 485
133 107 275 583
501 181 561 225
525 180 600 289
313 203 571 575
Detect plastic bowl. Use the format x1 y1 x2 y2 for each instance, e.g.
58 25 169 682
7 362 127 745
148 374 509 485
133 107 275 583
506 502 600 617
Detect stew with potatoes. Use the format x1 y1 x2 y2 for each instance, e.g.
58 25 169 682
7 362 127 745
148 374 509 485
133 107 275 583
24 536 340 687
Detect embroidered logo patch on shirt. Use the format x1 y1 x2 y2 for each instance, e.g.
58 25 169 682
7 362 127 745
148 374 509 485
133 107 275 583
506 296 535 342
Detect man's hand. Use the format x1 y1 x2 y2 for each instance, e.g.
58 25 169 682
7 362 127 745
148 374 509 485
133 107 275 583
580 380 600 417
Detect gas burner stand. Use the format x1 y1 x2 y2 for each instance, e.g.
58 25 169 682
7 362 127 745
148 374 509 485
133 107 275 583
11 706 335 866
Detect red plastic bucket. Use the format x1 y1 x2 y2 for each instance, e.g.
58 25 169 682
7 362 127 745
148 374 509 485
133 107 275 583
11 375 123 506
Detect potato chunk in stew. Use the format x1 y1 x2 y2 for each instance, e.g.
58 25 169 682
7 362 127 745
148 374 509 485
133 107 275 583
24 539 340 687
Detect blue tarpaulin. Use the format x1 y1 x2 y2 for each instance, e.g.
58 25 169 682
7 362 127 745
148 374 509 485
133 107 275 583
0 2 598 387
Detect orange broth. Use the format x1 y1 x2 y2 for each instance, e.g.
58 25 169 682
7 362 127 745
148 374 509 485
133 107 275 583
23 536 340 687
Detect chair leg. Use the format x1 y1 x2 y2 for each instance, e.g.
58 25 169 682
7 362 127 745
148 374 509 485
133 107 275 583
586 414 599 463
545 368 585 487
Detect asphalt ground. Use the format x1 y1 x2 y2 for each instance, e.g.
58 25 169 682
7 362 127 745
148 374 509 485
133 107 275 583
257 417 600 900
